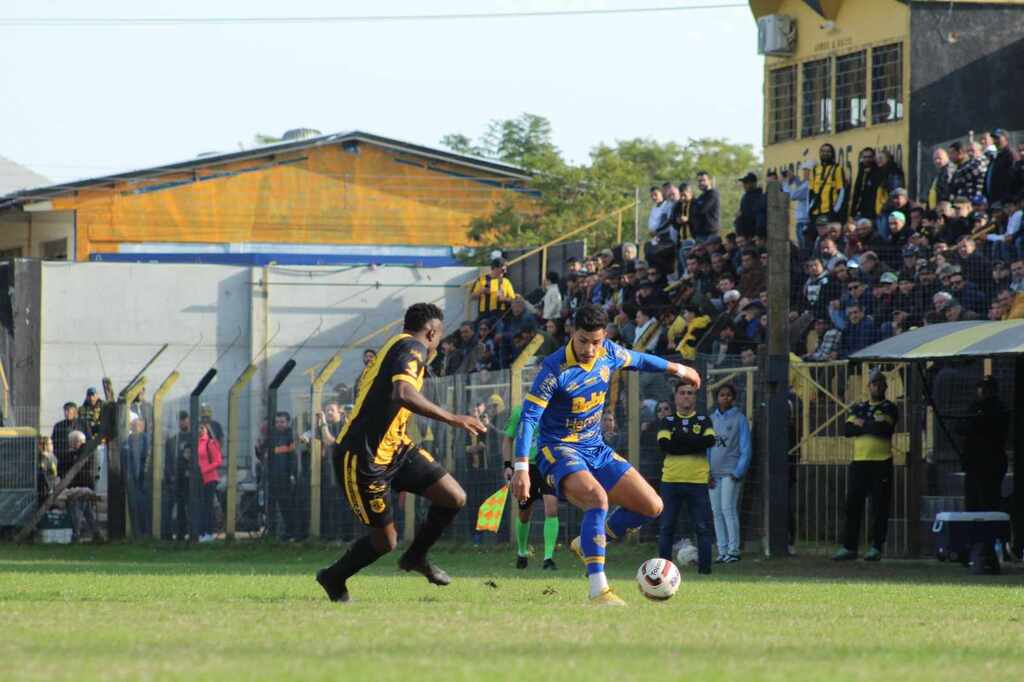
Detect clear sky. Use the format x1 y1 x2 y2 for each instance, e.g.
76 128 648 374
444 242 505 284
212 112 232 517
0 0 763 186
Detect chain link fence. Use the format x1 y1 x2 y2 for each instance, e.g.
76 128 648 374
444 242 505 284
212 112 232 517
7 346 1016 557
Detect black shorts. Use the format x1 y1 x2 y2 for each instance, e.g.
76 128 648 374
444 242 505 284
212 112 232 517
332 443 447 528
518 463 555 511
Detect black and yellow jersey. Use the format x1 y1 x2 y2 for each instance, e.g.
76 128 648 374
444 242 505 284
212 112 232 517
656 411 717 484
336 332 427 469
472 274 515 315
844 400 898 461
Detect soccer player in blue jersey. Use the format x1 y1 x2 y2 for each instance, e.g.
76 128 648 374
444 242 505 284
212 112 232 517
512 304 701 605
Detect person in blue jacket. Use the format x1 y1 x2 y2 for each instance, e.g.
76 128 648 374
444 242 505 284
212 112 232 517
708 384 751 562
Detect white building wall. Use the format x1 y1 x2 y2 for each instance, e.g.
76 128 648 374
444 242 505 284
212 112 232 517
37 262 474 455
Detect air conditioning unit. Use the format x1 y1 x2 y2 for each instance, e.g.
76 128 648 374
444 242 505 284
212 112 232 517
757 14 796 56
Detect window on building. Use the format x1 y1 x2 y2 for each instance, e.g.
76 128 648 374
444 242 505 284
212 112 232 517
801 58 832 138
835 51 866 132
768 66 797 143
41 238 68 261
871 43 903 124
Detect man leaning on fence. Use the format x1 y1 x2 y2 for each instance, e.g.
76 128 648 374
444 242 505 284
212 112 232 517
833 369 898 562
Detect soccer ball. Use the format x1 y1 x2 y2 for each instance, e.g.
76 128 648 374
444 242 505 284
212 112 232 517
636 558 681 601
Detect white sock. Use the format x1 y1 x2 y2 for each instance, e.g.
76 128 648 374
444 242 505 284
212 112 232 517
588 571 609 598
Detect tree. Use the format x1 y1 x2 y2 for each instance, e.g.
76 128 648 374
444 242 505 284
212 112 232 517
443 115 762 262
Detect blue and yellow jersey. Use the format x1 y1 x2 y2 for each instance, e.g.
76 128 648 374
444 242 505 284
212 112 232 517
514 339 668 459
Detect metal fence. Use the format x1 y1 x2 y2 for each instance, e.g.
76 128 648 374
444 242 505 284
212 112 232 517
7 344 1015 557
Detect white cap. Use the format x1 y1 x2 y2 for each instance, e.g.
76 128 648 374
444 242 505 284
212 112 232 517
723 289 741 303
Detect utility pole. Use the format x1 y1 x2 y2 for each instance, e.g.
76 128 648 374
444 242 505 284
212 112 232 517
633 187 640 244
764 179 791 558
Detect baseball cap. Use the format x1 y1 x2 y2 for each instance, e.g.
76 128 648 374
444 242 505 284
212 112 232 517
868 369 888 385
888 211 906 224
891 188 908 198
993 128 1009 138
598 248 614 258
879 272 898 284
971 195 987 206
723 289 741 303
86 387 98 396
738 172 758 183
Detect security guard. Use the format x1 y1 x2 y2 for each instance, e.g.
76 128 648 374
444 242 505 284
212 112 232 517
834 369 898 562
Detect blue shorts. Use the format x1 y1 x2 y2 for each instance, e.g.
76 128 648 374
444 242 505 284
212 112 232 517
536 442 632 499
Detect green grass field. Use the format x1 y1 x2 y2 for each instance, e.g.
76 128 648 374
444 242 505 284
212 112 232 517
2 541 1022 682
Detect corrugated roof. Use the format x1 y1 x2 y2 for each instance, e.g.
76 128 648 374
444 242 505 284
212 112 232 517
0 154 50 197
850 320 1024 361
0 130 530 207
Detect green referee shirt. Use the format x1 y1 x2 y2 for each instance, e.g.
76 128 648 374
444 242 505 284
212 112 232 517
504 404 539 463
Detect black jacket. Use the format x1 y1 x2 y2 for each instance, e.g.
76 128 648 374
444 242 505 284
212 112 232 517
850 165 880 219
985 146 1019 204
690 188 720 239
734 188 767 239
954 396 1009 473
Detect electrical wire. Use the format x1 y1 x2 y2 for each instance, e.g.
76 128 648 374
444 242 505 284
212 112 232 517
0 4 748 28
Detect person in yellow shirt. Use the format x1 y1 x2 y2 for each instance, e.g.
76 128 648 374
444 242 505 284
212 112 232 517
675 305 712 360
833 370 898 562
656 379 717 574
809 143 848 223
471 258 515 322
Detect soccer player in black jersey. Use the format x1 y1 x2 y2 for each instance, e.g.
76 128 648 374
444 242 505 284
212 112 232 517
316 303 486 602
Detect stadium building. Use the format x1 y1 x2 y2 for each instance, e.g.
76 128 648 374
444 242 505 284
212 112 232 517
751 0 1024 196
0 130 534 266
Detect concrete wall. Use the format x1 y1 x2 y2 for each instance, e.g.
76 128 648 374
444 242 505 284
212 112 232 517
36 262 475 442
908 3 1024 193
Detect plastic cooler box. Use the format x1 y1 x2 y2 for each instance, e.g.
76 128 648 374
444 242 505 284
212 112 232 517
37 510 74 544
931 511 1010 563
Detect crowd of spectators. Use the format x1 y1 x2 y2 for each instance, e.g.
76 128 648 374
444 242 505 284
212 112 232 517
39 387 231 543
431 130 1023 380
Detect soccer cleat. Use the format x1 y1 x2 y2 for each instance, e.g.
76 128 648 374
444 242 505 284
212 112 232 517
516 556 529 569
723 554 740 563
832 547 857 561
589 587 627 606
398 555 452 586
569 537 585 565
315 570 351 603
714 555 727 564
543 558 557 571
863 546 883 562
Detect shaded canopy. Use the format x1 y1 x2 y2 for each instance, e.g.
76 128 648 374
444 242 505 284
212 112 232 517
850 320 1024 362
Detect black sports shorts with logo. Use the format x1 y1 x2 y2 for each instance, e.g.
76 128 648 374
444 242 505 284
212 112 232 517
517 463 555 511
332 443 447 528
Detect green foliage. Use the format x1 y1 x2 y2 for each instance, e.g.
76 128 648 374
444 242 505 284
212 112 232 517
442 115 761 259
253 133 282 146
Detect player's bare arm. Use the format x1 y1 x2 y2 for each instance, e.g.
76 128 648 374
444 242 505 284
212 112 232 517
392 380 486 436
